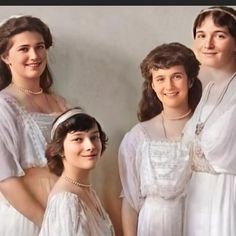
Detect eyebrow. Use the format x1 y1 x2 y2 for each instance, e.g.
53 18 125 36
71 130 100 135
153 72 184 79
196 30 228 34
16 42 45 48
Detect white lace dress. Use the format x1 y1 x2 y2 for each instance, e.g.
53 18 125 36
183 74 236 236
39 191 115 236
0 92 64 236
118 123 192 236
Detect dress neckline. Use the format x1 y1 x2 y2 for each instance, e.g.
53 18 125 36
1 91 61 116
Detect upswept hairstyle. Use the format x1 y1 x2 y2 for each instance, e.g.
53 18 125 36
193 6 236 40
0 15 53 91
46 107 108 176
138 42 202 122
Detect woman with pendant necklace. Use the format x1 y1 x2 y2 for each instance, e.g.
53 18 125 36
39 107 115 236
118 42 202 236
182 6 236 236
0 15 68 235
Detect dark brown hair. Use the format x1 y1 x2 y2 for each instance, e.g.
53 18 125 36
46 108 108 176
138 42 202 122
0 15 53 92
193 6 236 40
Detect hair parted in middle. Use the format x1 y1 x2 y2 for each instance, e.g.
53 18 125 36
46 107 108 176
0 15 53 91
138 42 202 122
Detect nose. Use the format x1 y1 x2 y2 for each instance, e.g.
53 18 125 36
84 137 96 151
29 48 39 60
165 78 174 90
204 36 214 49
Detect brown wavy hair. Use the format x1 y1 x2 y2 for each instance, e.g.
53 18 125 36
0 15 53 92
138 42 202 122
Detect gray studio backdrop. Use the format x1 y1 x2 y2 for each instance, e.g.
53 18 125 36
1 6 230 235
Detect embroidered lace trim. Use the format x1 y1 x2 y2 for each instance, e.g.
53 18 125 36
191 141 216 174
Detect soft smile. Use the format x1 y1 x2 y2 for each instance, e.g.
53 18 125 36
202 52 217 56
25 62 42 68
164 92 179 97
82 154 98 159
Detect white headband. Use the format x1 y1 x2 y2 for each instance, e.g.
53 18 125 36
51 108 86 140
199 8 236 21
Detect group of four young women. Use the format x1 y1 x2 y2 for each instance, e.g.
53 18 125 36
0 5 235 236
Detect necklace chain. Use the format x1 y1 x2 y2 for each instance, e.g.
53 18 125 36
11 82 43 95
195 72 236 136
62 175 92 188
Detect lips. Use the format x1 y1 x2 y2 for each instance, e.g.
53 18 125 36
82 154 98 159
164 92 179 96
26 62 42 67
202 52 217 56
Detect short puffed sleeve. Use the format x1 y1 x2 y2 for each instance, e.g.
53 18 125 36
118 124 145 212
0 95 24 181
39 192 90 236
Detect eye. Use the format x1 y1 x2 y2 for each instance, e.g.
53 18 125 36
73 137 83 142
216 33 226 39
19 47 28 52
196 33 205 39
91 134 100 141
173 74 183 80
36 44 46 50
154 77 164 83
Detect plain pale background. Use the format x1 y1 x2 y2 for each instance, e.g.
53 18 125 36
1 6 235 235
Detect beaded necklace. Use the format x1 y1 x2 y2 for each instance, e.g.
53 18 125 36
62 175 92 188
11 82 43 95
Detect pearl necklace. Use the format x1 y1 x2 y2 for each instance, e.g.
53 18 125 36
11 82 43 95
62 176 92 188
161 109 192 120
161 109 192 139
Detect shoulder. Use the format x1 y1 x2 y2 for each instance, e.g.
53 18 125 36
50 93 70 110
48 191 81 207
119 122 147 152
0 92 20 121
45 192 84 219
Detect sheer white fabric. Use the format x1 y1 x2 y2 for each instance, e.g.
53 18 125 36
183 76 236 236
0 92 64 236
118 123 192 236
39 191 115 236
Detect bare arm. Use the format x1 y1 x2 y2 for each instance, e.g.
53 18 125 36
0 177 44 227
121 197 138 236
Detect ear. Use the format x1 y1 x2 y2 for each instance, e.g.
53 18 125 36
151 81 155 90
1 54 10 65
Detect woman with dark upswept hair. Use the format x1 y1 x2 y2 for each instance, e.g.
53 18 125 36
118 42 202 236
182 6 236 236
0 15 69 235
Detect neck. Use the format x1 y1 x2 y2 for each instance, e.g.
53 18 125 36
162 107 191 120
62 168 90 186
11 76 41 92
201 64 236 84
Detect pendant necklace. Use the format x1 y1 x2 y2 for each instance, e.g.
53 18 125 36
195 72 236 136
